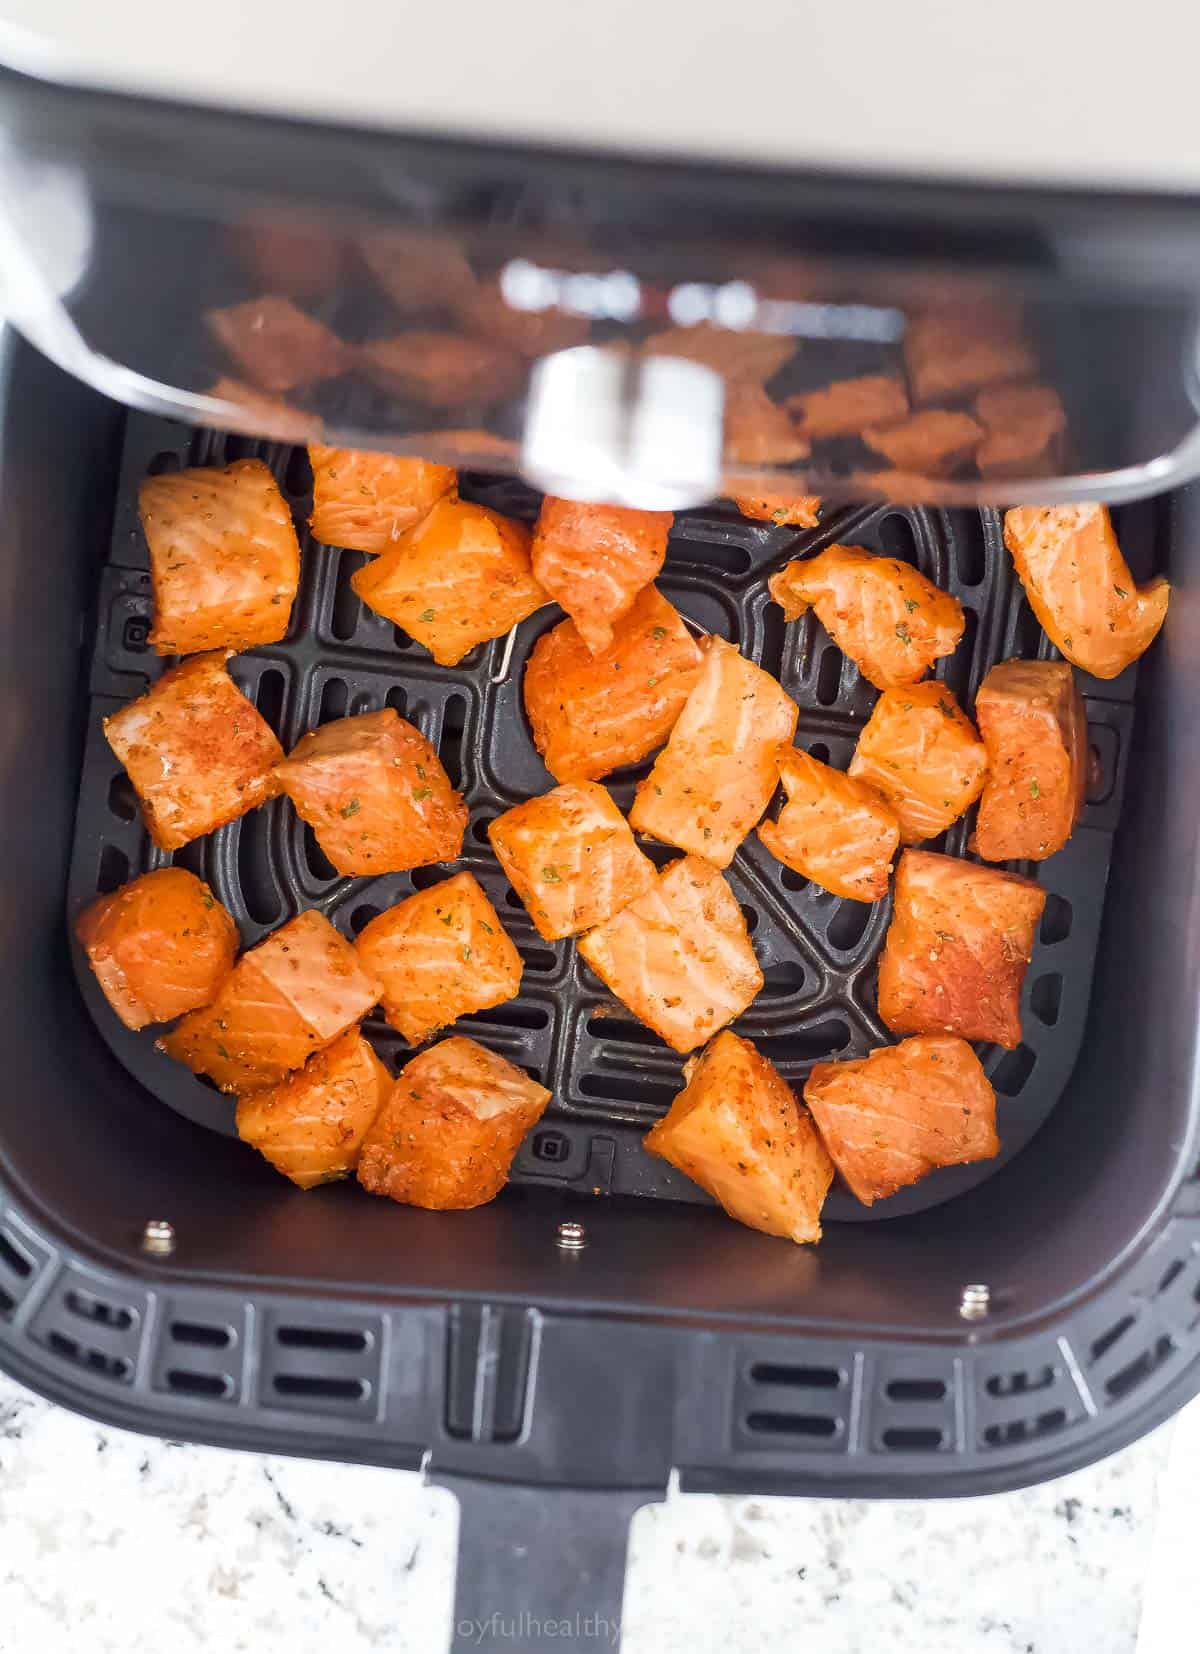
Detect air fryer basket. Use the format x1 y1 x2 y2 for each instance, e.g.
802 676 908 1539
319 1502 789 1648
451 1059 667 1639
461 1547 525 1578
2 328 1200 1648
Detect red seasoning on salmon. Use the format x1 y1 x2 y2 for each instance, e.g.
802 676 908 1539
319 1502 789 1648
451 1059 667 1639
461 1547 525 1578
804 1035 998 1205
730 492 821 528
236 1029 391 1188
758 750 900 902
722 379 810 468
75 868 238 1031
972 660 1087 862
530 498 673 657
307 443 456 554
862 409 985 478
848 681 988 844
205 295 347 392
642 322 796 385
786 375 909 441
630 636 799 867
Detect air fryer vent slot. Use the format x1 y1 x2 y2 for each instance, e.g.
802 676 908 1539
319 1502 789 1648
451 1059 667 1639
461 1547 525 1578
445 1304 534 1444
745 1411 839 1438
983 1409 1068 1447
46 1330 131 1382
748 1363 842 1390
259 1310 384 1416
64 1288 134 1331
276 1325 370 1353
881 1425 945 1450
885 1378 946 1403
985 1365 1056 1398
0 1230 32 1281
1105 1335 1175 1401
734 1344 854 1453
169 1319 233 1349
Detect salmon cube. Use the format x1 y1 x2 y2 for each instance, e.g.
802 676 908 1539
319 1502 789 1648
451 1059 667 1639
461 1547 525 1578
453 282 590 357
642 322 795 384
578 856 763 1053
352 496 546 666
159 909 382 1093
488 782 656 941
1002 505 1170 680
307 443 456 554
75 868 238 1030
786 375 909 441
274 708 467 877
862 410 985 477
357 1036 551 1209
355 873 523 1044
530 498 673 657
629 636 799 867
804 1034 998 1205
730 491 821 528
975 384 1066 478
356 332 524 408
769 544 965 691
141 458 301 656
905 309 1037 405
103 652 284 851
235 1029 391 1188
205 295 347 392
972 660 1087 863
848 682 988 844
758 750 900 901
523 585 704 784
722 379 810 467
206 378 323 442
878 849 1045 1049
646 1031 834 1243
358 229 478 311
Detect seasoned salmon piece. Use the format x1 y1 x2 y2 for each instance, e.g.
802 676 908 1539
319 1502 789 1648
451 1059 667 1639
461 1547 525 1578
730 491 821 528
530 498 673 657
357 332 524 408
722 379 810 468
275 709 466 877
352 496 546 666
103 652 284 852
75 868 238 1031
848 682 988 844
307 443 456 553
630 636 799 867
758 750 900 901
642 322 795 385
355 872 522 1045
905 310 1037 405
1003 505 1170 680
206 378 323 442
454 282 590 357
646 1031 834 1243
357 1036 551 1210
578 856 763 1054
971 660 1086 863
205 295 347 392
236 1029 391 1188
358 229 478 311
786 375 909 441
141 459 300 656
159 910 382 1093
488 782 656 941
975 384 1067 479
878 849 1045 1049
523 586 703 784
862 410 985 477
768 544 965 691
232 222 344 302
804 1034 998 1205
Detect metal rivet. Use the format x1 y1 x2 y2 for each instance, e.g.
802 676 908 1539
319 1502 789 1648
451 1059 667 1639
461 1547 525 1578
141 1219 176 1257
556 1220 587 1251
959 1283 990 1320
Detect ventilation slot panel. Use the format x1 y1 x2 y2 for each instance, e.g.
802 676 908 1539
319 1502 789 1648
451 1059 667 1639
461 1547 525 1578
260 1310 384 1416
734 1345 853 1454
152 1299 245 1404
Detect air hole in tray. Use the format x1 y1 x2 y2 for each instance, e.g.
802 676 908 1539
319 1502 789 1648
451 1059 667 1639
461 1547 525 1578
319 676 349 724
879 513 918 562
272 1375 367 1401
331 553 368 641
1105 1335 1174 1401
471 1002 551 1031
753 1020 850 1062
744 1412 838 1438
277 1325 370 1352
807 741 830 765
886 1377 946 1402
285 446 312 499
759 603 786 680
166 1369 232 1398
107 771 138 823
146 451 182 476
749 1363 841 1389
0 1232 33 1279
739 904 759 934
691 542 752 575
1031 973 1063 1027
779 868 808 893
586 1013 665 1048
760 961 810 997
881 1425 944 1450
440 694 467 788
1040 894 1072 945
349 904 381 935
1013 597 1044 659
578 1072 679 1110
992 1044 1036 1097
97 845 130 894
239 809 282 926
985 1365 1055 1398
1090 1314 1135 1363
386 685 408 716
64 1290 133 1330
826 900 872 952
170 1320 233 1349
947 510 987 586
816 646 842 706
302 823 338 883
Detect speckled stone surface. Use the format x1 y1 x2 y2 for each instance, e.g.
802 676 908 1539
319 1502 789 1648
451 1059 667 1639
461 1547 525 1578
0 1369 1178 1653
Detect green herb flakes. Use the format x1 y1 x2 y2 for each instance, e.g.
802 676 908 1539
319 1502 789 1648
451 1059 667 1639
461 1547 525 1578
339 798 361 819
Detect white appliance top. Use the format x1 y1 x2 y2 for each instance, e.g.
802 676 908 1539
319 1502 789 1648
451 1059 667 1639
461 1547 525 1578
2 0 1200 196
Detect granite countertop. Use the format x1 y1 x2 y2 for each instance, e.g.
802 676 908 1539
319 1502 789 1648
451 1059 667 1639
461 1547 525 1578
2 1368 1194 1653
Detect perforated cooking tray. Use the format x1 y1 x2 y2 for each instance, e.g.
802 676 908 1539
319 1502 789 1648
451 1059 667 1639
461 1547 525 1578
69 412 1135 1221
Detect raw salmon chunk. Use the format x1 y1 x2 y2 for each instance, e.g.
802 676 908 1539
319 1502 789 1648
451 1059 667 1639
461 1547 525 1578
786 375 909 441
578 856 763 1053
630 636 799 867
103 652 284 851
205 295 347 392
454 281 590 357
523 586 703 783
141 458 301 655
904 309 1036 405
530 498 673 657
877 849 1045 1049
357 1036 551 1209
1003 505 1169 679
275 709 467 877
972 660 1086 862
488 782 656 941
862 410 985 477
308 443 456 553
975 384 1066 479
646 1031 834 1242
768 544 965 691
758 750 900 901
75 868 237 1030
722 379 810 467
730 491 821 527
236 1029 391 1188
355 873 522 1044
357 332 523 408
848 682 988 844
804 1034 998 1205
642 322 795 384
206 378 322 442
352 496 546 666
358 230 477 312
159 909 382 1093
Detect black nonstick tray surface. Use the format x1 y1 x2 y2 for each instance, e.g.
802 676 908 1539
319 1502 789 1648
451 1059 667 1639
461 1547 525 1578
67 413 1135 1222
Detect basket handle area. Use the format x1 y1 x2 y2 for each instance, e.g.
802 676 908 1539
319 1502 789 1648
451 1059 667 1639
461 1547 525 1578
435 1474 657 1651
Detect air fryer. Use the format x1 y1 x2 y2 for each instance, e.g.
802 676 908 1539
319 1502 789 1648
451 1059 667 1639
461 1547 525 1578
1 31 1200 1654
